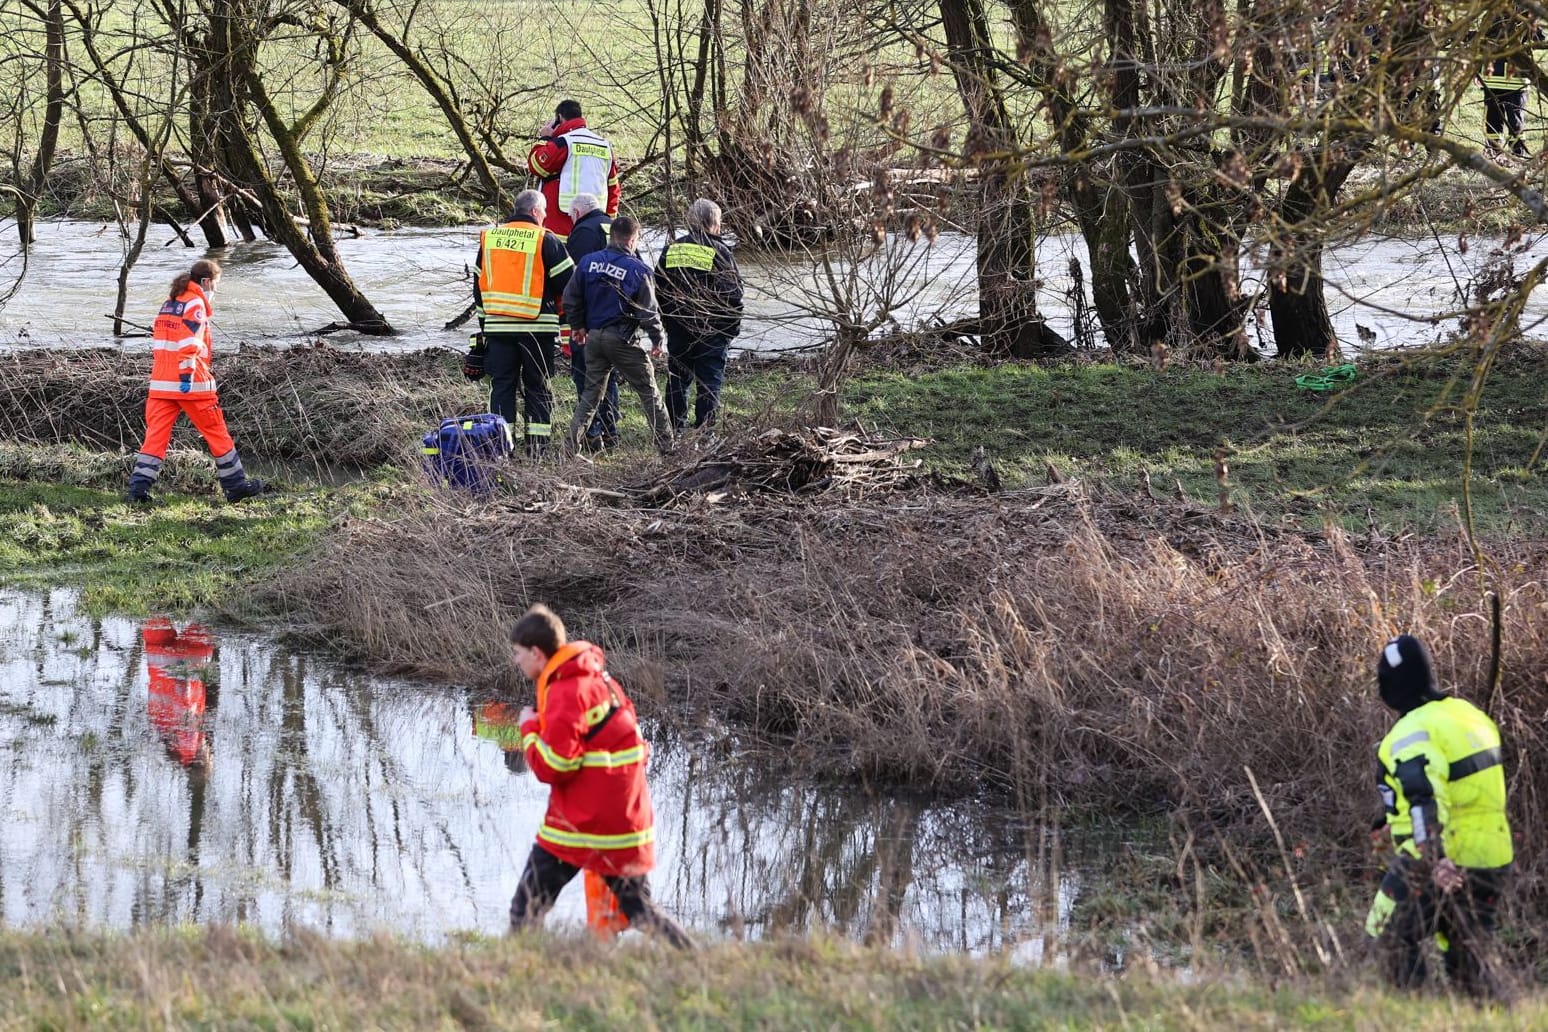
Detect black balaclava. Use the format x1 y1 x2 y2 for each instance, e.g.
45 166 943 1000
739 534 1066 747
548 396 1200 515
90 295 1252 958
1376 634 1445 714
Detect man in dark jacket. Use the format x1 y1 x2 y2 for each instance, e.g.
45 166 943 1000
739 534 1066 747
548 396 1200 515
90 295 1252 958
471 189 574 455
656 198 743 432
564 193 619 449
561 216 673 452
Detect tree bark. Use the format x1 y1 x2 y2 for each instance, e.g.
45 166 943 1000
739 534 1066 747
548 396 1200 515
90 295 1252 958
14 0 65 247
208 0 394 334
939 0 1069 358
1008 0 1138 353
1268 157 1358 358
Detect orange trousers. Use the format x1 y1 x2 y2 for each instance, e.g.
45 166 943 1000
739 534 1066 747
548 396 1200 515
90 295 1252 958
138 396 235 459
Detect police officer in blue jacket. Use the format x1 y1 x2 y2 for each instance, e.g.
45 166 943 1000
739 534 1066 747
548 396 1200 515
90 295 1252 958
561 216 674 453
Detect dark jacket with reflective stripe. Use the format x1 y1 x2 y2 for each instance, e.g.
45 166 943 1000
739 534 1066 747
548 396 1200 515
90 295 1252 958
655 231 743 339
1376 696 1512 868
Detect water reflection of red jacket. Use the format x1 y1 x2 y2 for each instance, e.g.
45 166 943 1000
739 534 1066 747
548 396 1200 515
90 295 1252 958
143 618 212 767
520 642 655 876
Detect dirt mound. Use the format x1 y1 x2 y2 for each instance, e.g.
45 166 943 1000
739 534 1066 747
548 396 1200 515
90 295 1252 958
0 345 480 467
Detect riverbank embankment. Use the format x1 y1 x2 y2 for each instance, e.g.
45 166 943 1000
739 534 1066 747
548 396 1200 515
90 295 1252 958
3 928 1537 1030
2 344 1547 986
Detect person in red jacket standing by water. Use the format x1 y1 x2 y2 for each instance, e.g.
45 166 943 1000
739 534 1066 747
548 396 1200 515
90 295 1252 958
526 99 620 239
507 603 692 948
125 259 265 504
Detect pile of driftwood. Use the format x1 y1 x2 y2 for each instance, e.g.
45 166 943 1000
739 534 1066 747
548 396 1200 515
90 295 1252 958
568 427 929 507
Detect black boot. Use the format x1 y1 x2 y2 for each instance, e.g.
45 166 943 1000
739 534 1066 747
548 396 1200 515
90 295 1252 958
127 453 162 504
215 446 266 502
223 477 267 503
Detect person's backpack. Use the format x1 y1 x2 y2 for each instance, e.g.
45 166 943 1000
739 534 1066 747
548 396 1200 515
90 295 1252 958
421 413 513 494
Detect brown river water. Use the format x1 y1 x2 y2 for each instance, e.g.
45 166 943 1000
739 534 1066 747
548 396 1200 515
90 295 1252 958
4 219 1545 355
0 588 1097 956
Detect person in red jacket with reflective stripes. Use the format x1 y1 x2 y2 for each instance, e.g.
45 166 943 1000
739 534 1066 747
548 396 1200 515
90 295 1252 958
126 259 265 505
526 99 620 238
507 603 692 948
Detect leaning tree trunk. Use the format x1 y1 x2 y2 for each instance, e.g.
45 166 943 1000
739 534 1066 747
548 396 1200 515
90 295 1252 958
337 0 511 210
940 0 1069 358
14 0 65 247
209 0 394 334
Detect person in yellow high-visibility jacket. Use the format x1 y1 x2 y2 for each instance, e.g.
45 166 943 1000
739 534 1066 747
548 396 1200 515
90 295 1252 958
1364 635 1513 997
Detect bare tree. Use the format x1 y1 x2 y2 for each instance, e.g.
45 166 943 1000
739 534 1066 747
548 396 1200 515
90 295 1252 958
3 0 67 246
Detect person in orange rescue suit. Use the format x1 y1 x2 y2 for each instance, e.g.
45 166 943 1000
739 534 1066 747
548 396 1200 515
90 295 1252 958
126 259 266 505
1364 635 1513 998
143 617 214 772
471 190 575 455
506 603 692 948
526 99 620 239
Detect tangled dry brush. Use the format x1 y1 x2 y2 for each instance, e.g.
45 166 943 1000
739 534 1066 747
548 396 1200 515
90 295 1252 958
265 424 1548 951
6 347 1544 961
0 345 475 473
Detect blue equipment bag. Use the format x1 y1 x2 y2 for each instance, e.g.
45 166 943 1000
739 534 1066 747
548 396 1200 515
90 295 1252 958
421 413 513 494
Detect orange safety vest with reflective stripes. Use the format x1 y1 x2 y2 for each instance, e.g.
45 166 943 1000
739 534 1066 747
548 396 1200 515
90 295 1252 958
478 221 550 329
149 284 217 400
519 640 656 877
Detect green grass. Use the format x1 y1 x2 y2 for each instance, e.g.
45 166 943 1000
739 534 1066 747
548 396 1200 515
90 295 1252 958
0 475 354 615
837 352 1548 534
0 927 1538 1030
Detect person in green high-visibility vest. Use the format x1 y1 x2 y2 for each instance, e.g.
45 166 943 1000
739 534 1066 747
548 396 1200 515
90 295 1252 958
656 198 744 433
1364 635 1513 997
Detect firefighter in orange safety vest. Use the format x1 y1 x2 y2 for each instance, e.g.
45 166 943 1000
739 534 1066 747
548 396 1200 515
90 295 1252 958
505 603 692 948
126 259 266 505
468 191 575 455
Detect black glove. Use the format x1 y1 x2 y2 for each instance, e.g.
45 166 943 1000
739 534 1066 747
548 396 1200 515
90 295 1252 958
464 333 487 381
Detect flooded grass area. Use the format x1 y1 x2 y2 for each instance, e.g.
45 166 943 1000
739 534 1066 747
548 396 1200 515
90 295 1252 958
0 475 346 615
2 343 1547 1013
0 586 1103 955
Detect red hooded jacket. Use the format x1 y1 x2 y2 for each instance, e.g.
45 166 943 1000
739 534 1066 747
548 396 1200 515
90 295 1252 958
519 641 655 876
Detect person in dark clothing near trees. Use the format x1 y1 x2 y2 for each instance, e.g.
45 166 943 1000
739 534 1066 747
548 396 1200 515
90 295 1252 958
469 189 574 456
563 193 619 449
1364 634 1513 998
562 216 674 453
656 198 743 433
1479 15 1536 160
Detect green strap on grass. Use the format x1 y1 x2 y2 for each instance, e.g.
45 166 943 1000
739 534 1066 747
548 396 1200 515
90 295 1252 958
1294 363 1357 393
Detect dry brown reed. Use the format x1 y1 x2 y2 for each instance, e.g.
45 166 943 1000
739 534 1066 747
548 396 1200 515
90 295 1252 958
0 345 479 468
266 451 1548 968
